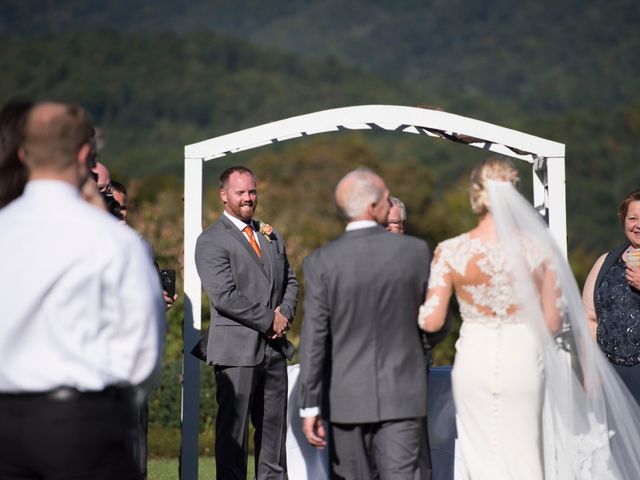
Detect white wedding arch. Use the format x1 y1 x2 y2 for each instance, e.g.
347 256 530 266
180 105 566 479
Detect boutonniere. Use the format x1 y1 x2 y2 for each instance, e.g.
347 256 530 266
259 221 273 242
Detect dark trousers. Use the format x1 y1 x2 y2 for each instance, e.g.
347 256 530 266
329 418 431 480
0 388 141 480
214 345 288 480
130 401 149 479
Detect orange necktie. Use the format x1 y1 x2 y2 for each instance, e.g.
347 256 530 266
243 225 261 257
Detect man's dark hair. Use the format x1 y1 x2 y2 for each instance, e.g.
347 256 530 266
219 165 255 189
110 180 127 196
0 98 33 208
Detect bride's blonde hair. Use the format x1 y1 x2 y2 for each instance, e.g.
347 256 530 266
470 157 519 215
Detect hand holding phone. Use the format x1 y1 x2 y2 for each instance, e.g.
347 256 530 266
159 269 176 298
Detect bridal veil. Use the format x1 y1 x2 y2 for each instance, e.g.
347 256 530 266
487 180 640 478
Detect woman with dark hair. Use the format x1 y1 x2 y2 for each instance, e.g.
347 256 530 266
583 189 640 404
0 99 32 208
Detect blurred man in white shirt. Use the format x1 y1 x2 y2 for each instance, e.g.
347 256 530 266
0 102 165 480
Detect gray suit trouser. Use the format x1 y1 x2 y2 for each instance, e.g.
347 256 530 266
329 418 431 480
214 344 288 480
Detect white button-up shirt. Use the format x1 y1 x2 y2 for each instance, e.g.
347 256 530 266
223 210 261 252
0 180 165 393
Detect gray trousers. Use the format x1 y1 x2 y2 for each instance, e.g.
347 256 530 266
214 345 288 480
329 418 431 480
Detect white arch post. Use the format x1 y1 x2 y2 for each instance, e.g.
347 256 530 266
180 105 566 479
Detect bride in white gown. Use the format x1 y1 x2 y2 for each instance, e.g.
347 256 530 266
418 157 640 479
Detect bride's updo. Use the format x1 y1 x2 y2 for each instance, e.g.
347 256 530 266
470 157 519 215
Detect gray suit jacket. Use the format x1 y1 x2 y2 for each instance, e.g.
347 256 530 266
299 225 430 424
195 215 299 366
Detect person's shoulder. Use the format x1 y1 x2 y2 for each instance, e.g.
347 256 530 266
0 195 23 222
394 232 428 248
436 232 468 252
70 202 149 259
72 197 121 232
93 213 145 248
588 252 609 278
591 244 627 275
388 234 430 261
304 235 345 266
203 216 227 232
197 216 227 239
595 252 608 265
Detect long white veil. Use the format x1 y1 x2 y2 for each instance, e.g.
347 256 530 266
487 180 640 479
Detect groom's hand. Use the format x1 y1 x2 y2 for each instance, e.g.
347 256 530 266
302 415 326 449
269 306 289 339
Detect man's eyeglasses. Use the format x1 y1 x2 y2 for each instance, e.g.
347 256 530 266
385 220 405 230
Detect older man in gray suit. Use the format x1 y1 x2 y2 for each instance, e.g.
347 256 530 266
299 168 432 479
195 165 299 480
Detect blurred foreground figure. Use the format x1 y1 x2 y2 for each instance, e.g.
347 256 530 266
0 102 165 480
299 168 432 479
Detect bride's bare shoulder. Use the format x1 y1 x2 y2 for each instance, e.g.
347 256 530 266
436 232 470 252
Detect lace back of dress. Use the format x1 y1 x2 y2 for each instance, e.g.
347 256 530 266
449 235 526 325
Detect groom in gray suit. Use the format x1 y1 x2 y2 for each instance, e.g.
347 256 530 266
299 168 431 479
195 166 299 480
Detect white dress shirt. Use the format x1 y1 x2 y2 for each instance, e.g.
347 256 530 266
299 219 381 418
0 180 165 393
345 220 378 231
223 210 261 252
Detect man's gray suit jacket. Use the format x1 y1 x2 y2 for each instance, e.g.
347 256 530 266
195 215 299 366
299 225 430 424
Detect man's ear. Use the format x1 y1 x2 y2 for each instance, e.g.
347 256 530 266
77 143 91 167
17 147 26 164
76 144 93 185
366 201 377 217
219 188 227 204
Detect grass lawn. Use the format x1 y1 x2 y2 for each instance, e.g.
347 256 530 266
148 456 255 480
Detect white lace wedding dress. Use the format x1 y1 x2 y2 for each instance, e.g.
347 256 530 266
419 181 640 480
423 233 545 479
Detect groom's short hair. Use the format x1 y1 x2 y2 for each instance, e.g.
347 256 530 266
335 167 385 220
219 165 255 189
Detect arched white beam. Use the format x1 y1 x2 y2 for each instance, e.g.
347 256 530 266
185 104 564 163
181 104 566 480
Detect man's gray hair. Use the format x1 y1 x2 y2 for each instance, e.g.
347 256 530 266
389 196 406 221
336 167 385 220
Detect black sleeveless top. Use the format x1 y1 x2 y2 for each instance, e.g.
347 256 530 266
595 254 640 366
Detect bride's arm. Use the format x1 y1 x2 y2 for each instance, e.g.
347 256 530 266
418 246 453 333
541 265 563 334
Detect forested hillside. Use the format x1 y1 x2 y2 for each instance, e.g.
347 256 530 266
3 0 638 113
0 30 428 178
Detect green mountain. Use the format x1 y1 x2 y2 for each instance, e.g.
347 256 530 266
0 30 430 178
3 0 638 113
